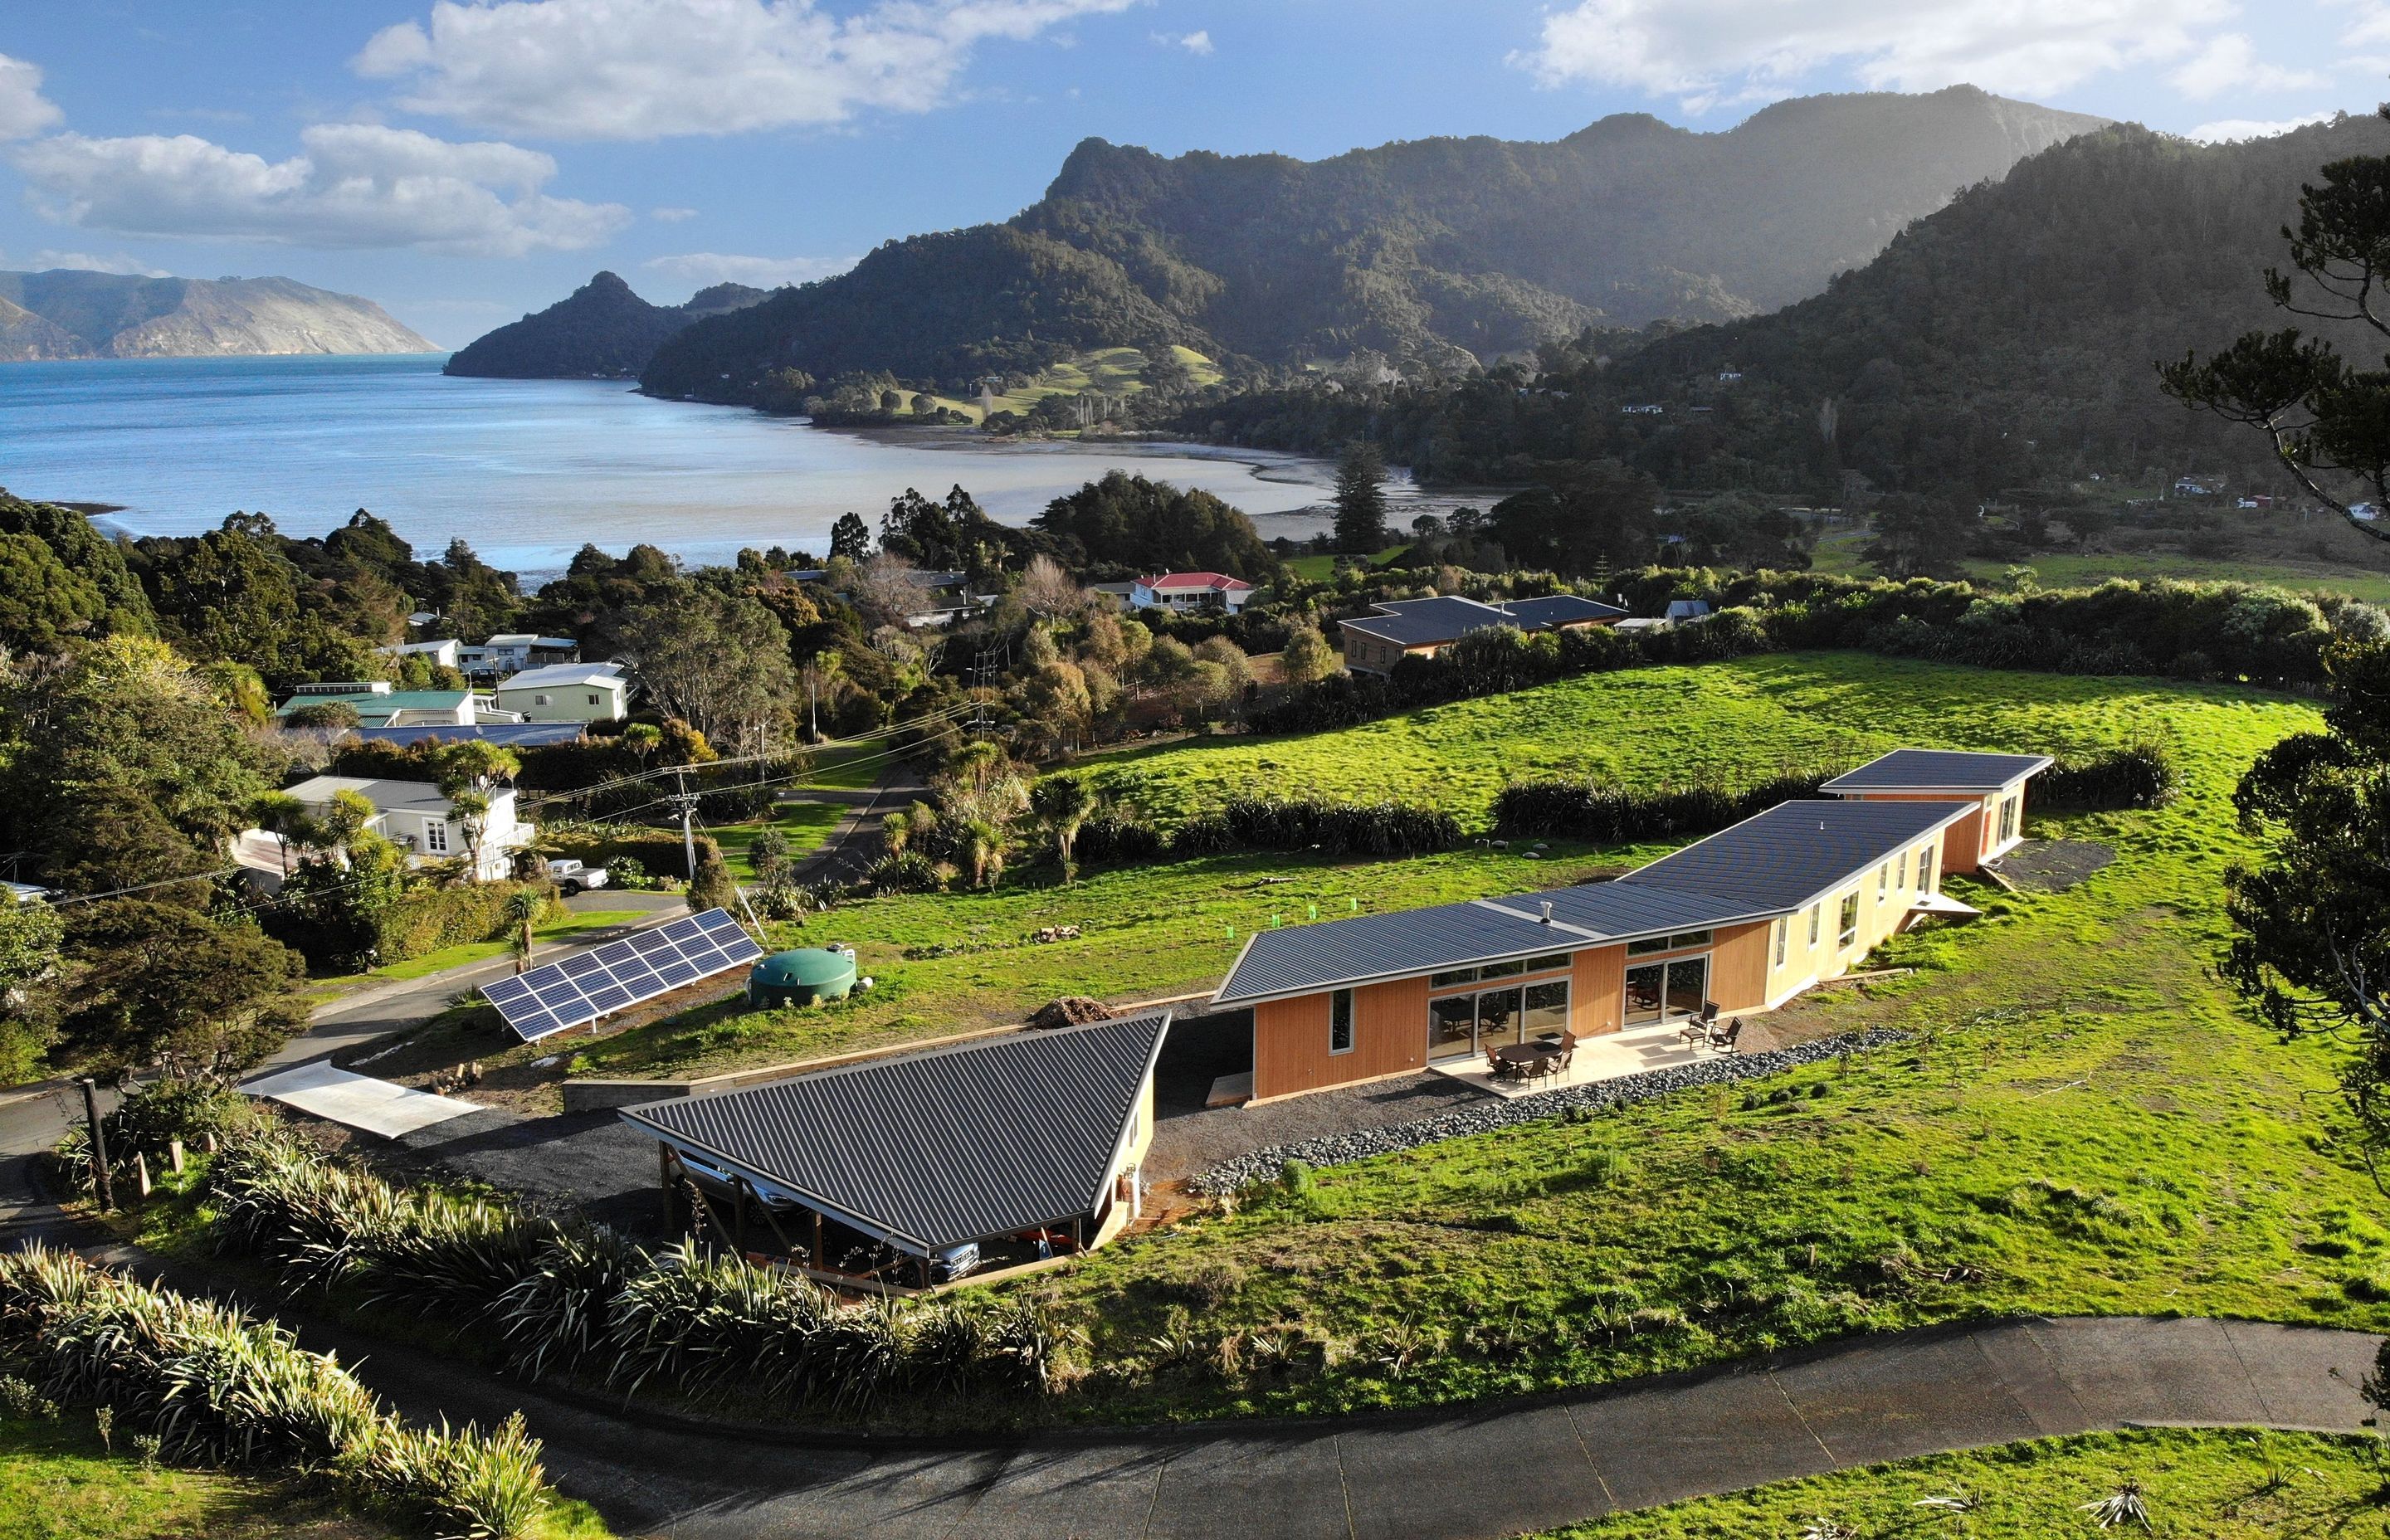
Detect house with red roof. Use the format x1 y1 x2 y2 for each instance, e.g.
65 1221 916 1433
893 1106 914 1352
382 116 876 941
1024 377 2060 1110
1129 572 1256 615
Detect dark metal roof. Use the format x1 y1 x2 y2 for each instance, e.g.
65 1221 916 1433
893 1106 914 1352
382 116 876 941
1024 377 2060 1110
621 1012 1170 1255
351 722 588 748
1821 748 2053 794
1498 594 1627 628
1617 799 1974 912
1212 795 1979 1006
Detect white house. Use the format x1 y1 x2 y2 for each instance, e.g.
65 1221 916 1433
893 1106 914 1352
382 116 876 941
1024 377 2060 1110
376 638 461 671
280 775 529 881
461 634 578 678
1129 572 1256 614
491 661 632 724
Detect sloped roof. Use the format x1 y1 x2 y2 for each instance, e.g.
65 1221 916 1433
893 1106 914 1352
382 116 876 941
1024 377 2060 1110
495 661 627 692
351 723 586 748
1339 593 1622 649
1821 748 2053 794
1212 797 1977 1006
1500 593 1627 628
1139 571 1254 592
621 1011 1172 1255
283 774 471 817
274 690 468 718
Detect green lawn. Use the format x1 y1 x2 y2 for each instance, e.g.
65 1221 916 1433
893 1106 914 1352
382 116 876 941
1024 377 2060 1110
989 655 2388 1425
713 801 846 883
922 344 1224 426
1556 1429 2387 1538
1970 552 2390 604
1079 650 2194 828
0 1410 396 1540
305 907 646 996
1281 545 1415 581
802 742 888 791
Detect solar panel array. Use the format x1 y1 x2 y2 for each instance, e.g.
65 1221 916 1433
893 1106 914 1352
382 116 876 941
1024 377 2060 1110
482 908 763 1041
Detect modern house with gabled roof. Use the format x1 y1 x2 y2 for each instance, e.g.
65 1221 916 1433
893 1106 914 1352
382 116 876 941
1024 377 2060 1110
1339 593 1627 675
1822 748 2051 872
1213 750 2049 1103
619 1011 1171 1286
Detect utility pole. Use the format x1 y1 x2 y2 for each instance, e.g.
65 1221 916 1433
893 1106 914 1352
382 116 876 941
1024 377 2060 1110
670 768 700 886
79 1078 113 1212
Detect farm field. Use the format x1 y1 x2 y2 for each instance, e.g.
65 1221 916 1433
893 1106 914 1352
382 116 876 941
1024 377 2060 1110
922 344 1223 425
1078 650 2212 827
1555 1429 2384 1540
1002 653 2385 1424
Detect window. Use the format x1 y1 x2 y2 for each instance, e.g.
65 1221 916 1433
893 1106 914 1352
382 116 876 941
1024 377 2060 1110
1429 967 1478 990
1919 845 1938 891
1877 861 1889 899
1523 980 1569 1036
1897 850 1909 888
1329 989 1354 1055
423 820 450 854
1807 904 1821 945
1999 795 2020 842
1524 953 1573 974
587 693 602 706
1478 958 1525 978
1627 928 1713 957
534 694 551 706
1837 891 1860 948
1773 917 1788 968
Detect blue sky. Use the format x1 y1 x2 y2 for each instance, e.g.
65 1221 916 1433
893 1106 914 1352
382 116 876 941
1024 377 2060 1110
0 1 2368 346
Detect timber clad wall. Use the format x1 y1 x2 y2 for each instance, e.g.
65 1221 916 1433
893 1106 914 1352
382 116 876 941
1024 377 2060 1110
1707 921 1772 1012
1253 975 1428 1099
1571 945 1626 1036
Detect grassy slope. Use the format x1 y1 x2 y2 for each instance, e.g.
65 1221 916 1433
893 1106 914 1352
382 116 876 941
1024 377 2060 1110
711 802 845 884
972 654 2390 1424
1557 1429 2386 1538
304 907 646 998
1079 650 2188 827
923 345 1223 426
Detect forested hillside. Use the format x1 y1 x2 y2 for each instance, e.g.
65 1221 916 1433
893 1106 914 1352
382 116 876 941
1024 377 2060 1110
1193 114 2390 502
641 86 2100 404
445 270 765 378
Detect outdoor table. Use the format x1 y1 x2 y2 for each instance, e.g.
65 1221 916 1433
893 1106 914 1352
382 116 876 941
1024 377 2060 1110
1489 1040 1562 1079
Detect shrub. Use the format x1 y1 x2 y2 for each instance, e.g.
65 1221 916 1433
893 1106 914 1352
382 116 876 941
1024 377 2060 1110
2036 743 2179 810
1073 810 1165 865
1169 797 1461 859
541 828 722 883
372 880 562 967
1495 768 1837 843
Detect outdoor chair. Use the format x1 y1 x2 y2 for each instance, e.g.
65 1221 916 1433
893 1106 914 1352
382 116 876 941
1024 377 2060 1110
1708 1020 1742 1053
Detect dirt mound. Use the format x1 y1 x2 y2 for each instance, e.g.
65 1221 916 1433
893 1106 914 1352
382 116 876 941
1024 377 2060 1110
1027 997 1115 1029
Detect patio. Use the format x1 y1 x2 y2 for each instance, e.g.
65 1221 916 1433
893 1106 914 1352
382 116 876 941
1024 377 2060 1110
1427 1017 1751 1099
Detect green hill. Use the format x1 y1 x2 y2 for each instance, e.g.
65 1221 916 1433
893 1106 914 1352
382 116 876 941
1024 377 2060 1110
640 86 2103 405
446 270 766 380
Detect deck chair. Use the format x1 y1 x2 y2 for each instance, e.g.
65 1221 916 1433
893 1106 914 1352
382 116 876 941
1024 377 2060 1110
1708 1019 1742 1053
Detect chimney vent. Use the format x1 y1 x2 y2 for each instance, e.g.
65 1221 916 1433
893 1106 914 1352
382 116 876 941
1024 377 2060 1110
1540 900 1553 924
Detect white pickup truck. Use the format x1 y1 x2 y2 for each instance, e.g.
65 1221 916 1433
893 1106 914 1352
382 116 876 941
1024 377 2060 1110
546 859 609 897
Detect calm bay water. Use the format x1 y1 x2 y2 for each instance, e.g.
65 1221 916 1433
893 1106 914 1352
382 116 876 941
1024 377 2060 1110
0 353 1349 578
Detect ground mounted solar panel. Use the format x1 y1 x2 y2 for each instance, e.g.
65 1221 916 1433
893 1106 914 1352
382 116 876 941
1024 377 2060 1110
483 907 765 1041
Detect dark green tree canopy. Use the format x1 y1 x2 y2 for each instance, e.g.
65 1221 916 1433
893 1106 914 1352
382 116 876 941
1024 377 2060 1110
1032 470 1275 579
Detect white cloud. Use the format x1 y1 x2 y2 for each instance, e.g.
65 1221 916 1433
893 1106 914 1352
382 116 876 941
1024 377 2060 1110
9 122 632 256
1513 0 2233 107
644 251 851 287
27 250 173 276
355 0 1137 140
2184 110 2340 142
1153 29 1213 55
2169 33 2329 100
0 53 63 140
651 204 699 221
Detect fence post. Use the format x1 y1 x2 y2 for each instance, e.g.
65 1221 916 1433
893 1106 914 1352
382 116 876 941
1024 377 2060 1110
133 1151 152 1201
168 1138 185 1175
78 1078 113 1213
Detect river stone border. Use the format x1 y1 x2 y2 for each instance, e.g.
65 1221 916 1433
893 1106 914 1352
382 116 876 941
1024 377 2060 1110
1191 1028 1911 1195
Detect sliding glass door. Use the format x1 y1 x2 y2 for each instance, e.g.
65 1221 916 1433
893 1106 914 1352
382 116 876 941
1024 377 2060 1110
1623 955 1710 1026
1427 981 1563 1060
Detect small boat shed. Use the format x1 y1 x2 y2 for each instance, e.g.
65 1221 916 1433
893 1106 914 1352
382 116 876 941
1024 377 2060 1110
620 1011 1170 1288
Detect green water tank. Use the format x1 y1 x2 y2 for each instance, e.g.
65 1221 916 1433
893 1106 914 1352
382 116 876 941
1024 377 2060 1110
747 947 858 1009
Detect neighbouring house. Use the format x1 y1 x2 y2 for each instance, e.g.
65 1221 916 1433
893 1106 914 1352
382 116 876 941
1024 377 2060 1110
461 634 578 679
1129 572 1257 615
1213 753 2048 1103
1338 593 1627 676
1820 747 2051 873
276 774 529 881
490 660 632 724
274 683 523 730
2172 476 2221 497
350 722 588 750
619 1011 1171 1286
376 638 461 671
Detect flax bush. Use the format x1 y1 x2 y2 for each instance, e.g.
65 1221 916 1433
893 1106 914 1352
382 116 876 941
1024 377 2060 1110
0 1243 549 1540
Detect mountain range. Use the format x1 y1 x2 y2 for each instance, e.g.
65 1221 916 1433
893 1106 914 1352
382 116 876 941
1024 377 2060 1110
0 270 434 361
442 270 769 379
624 85 2106 405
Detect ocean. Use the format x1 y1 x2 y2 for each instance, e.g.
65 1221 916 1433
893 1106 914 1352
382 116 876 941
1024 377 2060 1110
0 353 1351 578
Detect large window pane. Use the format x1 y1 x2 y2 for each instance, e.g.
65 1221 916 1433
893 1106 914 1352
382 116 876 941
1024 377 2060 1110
1524 981 1569 1036
1623 963 1665 1025
1665 956 1709 1017
1429 996 1476 1060
1524 953 1573 974
1429 967 1477 989
1476 987 1522 1045
1478 959 1525 978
